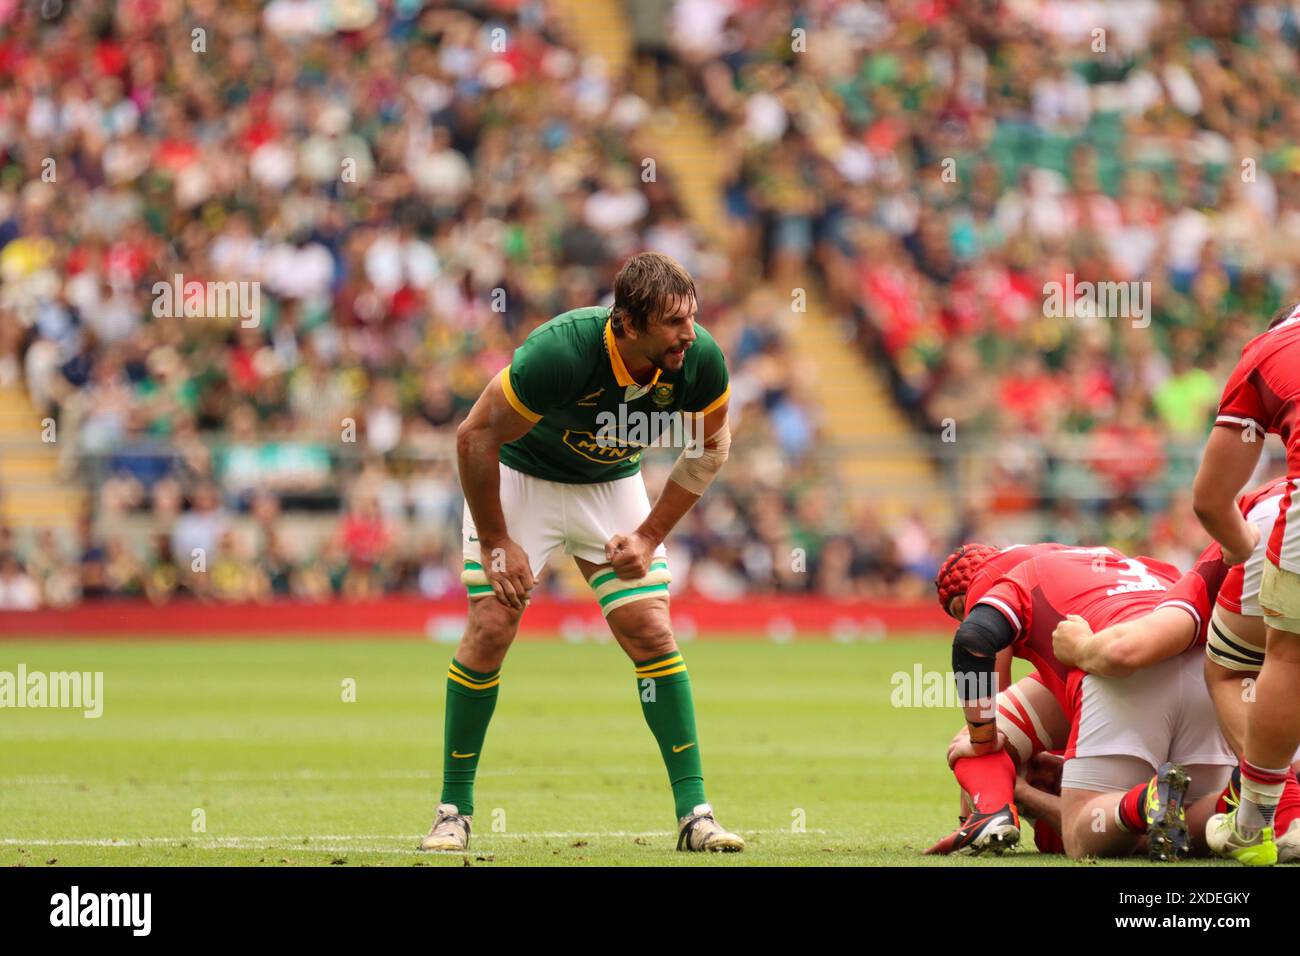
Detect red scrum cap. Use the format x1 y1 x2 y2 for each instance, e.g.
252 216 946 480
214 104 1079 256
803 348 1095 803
935 543 1000 619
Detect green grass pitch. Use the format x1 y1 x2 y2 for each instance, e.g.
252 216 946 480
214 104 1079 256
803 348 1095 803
0 635 1231 866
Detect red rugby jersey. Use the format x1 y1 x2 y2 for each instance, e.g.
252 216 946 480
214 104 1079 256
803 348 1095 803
967 546 1224 715
1216 313 1300 571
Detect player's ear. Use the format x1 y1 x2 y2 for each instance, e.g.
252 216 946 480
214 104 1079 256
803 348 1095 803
613 308 636 340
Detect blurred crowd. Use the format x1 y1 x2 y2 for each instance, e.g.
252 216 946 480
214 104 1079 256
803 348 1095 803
5 0 1290 609
0 0 889 609
654 0 1298 564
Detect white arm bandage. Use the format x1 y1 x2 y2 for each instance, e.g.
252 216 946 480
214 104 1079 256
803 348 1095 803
668 419 730 495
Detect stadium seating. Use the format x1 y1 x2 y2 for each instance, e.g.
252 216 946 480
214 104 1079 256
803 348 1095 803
4 0 1297 607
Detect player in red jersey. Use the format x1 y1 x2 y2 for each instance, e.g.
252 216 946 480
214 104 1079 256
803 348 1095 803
928 669 1070 856
1192 302 1300 864
1057 477 1300 862
925 544 1072 855
927 542 1233 858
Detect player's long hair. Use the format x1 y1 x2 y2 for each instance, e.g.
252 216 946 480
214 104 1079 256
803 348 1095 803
610 252 697 335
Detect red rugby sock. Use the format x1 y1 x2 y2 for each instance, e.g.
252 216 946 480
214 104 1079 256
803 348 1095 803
1034 818 1065 854
1215 783 1234 815
1215 766 1241 815
953 751 1016 812
1116 777 1152 832
1273 773 1300 834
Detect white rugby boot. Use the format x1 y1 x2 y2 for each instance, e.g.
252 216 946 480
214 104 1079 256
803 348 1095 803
419 803 471 852
677 804 745 852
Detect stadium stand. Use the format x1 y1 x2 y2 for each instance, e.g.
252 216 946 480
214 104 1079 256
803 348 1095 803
2 0 1296 608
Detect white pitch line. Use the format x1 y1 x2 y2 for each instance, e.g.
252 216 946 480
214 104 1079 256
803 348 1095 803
0 768 664 785
0 828 826 849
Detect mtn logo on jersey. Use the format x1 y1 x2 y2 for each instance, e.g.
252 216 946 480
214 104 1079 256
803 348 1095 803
500 307 730 484
563 430 644 465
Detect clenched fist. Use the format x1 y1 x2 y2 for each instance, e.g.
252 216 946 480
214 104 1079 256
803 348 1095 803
1051 613 1092 668
605 532 655 580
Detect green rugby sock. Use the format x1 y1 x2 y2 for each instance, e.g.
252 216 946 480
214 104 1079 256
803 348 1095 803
635 650 708 820
440 658 500 817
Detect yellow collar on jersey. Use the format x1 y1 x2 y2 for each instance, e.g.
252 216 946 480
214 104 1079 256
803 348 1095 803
604 317 662 390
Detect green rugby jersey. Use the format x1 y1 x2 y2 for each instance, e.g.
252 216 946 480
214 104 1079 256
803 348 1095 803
498 306 730 483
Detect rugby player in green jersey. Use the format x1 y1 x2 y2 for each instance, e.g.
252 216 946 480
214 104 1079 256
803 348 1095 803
419 252 744 853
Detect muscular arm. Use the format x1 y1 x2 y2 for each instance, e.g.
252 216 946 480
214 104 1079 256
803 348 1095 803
1193 425 1263 565
1052 607 1198 678
636 403 729 545
952 603 1018 753
994 646 1014 700
1014 778 1061 832
608 403 730 579
457 374 537 607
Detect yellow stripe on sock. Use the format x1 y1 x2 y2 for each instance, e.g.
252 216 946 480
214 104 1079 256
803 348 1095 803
448 662 500 686
636 664 687 679
448 661 498 683
635 655 682 674
448 670 500 692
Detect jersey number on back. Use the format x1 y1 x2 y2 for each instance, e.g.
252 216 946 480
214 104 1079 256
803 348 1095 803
1064 548 1166 596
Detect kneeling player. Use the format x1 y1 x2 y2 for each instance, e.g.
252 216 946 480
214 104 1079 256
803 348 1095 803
927 670 1070 855
1055 644 1234 860
925 544 1070 854
929 541 1227 859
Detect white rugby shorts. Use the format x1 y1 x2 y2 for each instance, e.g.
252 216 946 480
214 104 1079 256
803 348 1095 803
1062 647 1235 793
461 463 669 614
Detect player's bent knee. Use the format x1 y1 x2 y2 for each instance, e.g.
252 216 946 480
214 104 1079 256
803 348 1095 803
464 597 522 649
1060 793 1119 859
1063 830 1105 860
1062 827 1088 860
607 599 675 659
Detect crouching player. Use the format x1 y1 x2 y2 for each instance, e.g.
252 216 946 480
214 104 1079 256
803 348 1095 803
928 541 1231 859
925 544 1072 854
927 670 1070 856
423 253 743 853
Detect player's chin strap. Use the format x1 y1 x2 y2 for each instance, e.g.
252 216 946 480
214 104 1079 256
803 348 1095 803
668 418 731 495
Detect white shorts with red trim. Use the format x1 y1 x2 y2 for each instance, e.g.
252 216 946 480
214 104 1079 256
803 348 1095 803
1063 647 1234 771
